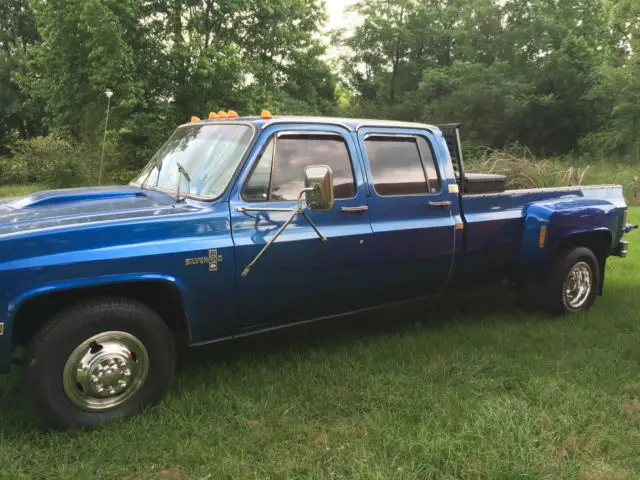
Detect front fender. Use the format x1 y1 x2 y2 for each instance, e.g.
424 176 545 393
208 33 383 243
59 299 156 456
0 273 196 373
8 273 193 322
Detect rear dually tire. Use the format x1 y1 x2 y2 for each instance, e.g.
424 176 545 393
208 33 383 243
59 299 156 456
544 246 600 315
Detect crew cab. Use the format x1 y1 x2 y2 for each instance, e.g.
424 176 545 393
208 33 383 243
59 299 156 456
0 112 636 429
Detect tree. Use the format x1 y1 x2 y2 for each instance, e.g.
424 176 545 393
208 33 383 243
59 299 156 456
338 0 613 155
581 62 640 161
23 0 337 170
0 0 43 153
27 0 143 139
417 61 532 148
580 0 640 160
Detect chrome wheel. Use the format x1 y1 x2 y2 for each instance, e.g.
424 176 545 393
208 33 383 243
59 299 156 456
562 261 593 311
63 331 149 412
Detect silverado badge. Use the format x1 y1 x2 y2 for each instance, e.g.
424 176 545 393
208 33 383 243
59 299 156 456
185 249 223 272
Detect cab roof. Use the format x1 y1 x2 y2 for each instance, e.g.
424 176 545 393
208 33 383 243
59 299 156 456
181 115 441 133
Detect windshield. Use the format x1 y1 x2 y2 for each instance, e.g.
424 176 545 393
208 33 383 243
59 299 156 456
131 124 254 199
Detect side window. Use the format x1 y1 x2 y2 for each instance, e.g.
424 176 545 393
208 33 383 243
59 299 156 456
365 136 428 196
242 139 274 201
417 137 441 194
243 133 356 201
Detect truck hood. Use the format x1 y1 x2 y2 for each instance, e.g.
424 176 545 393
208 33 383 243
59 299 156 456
0 185 201 237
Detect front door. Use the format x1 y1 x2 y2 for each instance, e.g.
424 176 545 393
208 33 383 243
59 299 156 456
356 127 456 303
230 124 373 331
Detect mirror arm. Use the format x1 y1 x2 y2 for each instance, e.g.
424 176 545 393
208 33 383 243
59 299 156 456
301 210 327 243
297 187 314 212
298 185 328 242
241 210 297 278
238 187 327 277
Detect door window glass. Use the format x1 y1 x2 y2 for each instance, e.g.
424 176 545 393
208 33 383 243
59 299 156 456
365 136 428 196
243 134 356 201
417 137 441 194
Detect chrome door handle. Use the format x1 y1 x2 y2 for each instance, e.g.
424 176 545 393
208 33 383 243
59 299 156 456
341 205 369 213
428 201 452 208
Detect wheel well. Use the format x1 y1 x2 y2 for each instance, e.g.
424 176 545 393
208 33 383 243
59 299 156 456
557 230 612 260
12 282 190 348
556 230 612 295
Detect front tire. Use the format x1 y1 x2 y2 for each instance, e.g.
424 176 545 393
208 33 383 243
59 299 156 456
544 246 600 315
24 298 176 430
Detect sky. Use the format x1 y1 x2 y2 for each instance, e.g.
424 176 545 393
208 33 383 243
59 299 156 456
323 0 360 58
326 0 359 31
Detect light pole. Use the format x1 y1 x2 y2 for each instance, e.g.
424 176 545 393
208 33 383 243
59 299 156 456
98 89 114 186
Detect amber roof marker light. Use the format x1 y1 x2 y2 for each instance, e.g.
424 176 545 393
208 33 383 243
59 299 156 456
228 110 239 118
209 112 218 120
190 116 201 123
261 109 273 119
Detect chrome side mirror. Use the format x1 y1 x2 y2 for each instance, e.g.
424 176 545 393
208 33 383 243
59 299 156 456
304 165 334 211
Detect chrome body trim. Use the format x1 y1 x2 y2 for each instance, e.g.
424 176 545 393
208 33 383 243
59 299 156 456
463 184 625 199
190 294 438 347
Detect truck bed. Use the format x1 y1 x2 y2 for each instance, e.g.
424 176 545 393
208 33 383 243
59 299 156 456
453 184 627 286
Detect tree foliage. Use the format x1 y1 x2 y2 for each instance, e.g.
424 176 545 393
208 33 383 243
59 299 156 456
0 0 43 153
338 0 640 159
0 0 338 175
1 0 640 187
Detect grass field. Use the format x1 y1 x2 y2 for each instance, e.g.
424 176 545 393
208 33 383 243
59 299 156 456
0 184 46 199
0 210 638 479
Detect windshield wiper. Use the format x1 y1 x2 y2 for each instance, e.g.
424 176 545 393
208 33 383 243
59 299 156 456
175 162 191 203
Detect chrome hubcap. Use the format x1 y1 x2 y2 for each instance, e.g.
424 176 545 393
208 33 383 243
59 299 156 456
563 261 593 310
63 331 149 412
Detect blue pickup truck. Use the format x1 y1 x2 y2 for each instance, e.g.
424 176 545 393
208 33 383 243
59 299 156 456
0 112 636 429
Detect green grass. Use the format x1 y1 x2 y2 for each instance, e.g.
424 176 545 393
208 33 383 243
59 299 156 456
0 184 47 199
0 212 639 479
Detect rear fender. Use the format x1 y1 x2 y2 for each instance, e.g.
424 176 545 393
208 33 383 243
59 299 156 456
518 199 618 276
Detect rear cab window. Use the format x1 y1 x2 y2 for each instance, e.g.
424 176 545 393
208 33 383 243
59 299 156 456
364 134 441 196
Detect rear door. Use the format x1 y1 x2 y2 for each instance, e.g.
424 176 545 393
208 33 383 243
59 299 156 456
356 127 455 303
230 124 374 331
